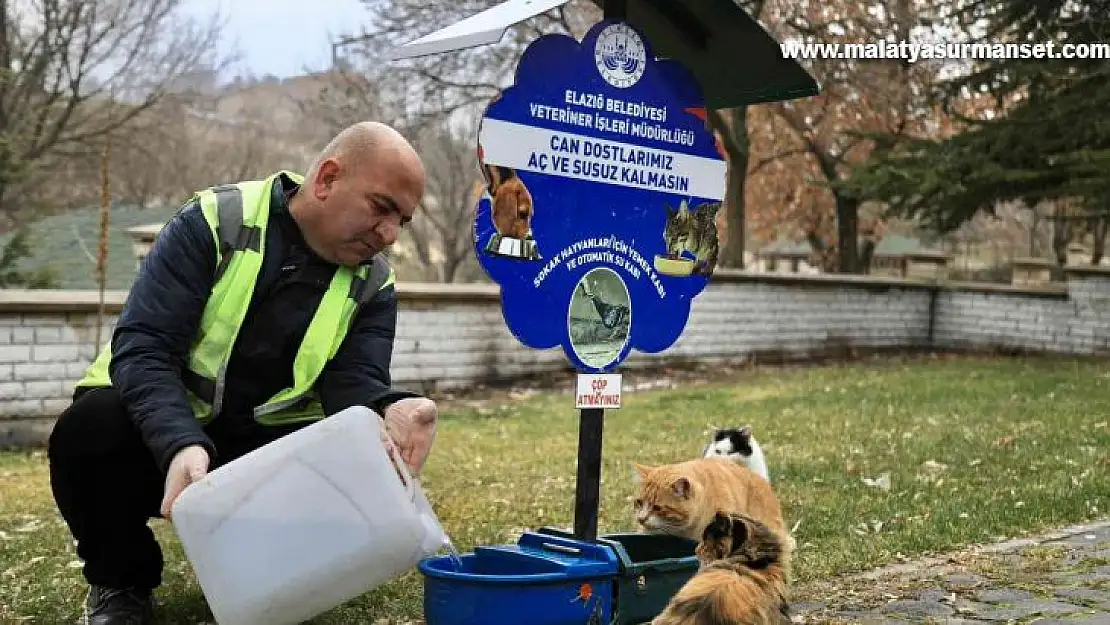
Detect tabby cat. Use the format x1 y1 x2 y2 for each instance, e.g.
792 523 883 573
650 511 791 625
662 199 721 276
631 458 791 561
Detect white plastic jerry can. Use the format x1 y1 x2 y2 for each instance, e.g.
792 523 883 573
170 405 448 625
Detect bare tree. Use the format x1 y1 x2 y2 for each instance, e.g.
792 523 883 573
0 0 227 228
83 95 187 207
395 118 485 283
70 71 323 210
295 64 487 283
297 70 397 138
350 0 599 125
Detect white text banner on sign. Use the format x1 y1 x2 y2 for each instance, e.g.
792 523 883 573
575 373 622 409
479 118 727 200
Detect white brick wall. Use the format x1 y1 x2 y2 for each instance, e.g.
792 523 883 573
0 309 115 425
934 272 1110 355
3 267 1109 444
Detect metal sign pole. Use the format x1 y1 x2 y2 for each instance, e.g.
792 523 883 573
572 406 604 540
571 0 626 544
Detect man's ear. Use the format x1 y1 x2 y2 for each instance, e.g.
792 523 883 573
313 158 341 201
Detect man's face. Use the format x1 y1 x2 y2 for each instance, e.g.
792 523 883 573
309 155 422 267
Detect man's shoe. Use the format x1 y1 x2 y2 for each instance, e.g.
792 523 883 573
84 585 153 625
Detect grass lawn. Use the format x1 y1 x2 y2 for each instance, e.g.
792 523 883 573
2 355 1109 623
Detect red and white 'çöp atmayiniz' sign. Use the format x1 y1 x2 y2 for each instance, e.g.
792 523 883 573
575 373 622 409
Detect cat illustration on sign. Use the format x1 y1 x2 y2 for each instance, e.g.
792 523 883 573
479 151 542 261
654 199 720 277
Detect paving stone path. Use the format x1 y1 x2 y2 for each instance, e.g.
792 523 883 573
790 519 1110 624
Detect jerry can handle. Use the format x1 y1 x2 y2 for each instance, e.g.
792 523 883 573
384 441 418 503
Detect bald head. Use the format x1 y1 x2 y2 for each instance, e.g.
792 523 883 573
292 121 426 267
308 121 425 187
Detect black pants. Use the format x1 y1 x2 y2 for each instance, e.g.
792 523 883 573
47 387 303 591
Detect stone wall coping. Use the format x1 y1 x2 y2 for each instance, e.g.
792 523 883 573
687 269 1071 298
939 280 1068 298
394 281 500 301
1 269 1082 313
1063 264 1110 277
709 268 939 291
124 224 163 238
904 251 952 262
0 282 504 313
1011 257 1056 268
0 289 129 313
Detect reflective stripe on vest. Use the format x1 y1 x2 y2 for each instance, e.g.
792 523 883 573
76 170 396 426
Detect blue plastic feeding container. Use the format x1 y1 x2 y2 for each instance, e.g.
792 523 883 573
419 531 619 625
535 527 699 625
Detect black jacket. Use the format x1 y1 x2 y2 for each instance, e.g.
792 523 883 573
106 173 420 473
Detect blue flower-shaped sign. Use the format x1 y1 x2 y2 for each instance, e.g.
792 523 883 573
473 19 727 373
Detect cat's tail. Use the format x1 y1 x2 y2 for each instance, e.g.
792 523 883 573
650 567 789 625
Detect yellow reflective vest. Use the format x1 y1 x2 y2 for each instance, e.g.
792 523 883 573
77 170 396 426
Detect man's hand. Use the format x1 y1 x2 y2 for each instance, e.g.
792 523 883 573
382 397 437 476
161 444 210 520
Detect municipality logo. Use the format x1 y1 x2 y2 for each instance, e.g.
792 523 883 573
594 22 646 89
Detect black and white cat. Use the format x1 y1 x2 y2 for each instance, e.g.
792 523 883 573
702 425 770 481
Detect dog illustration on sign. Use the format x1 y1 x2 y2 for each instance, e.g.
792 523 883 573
478 142 542 261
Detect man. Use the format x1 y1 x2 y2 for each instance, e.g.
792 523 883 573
47 122 438 625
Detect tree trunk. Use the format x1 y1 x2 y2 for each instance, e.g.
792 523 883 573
834 194 860 273
858 238 877 274
706 107 749 269
1029 207 1039 257
1052 214 1070 266
1091 218 1107 265
442 246 463 283
721 107 749 268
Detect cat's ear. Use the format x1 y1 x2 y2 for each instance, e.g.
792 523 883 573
703 511 732 540
731 515 751 546
631 462 652 483
738 425 752 439
671 477 692 499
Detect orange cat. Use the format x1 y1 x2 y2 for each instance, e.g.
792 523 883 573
651 511 791 625
631 458 792 565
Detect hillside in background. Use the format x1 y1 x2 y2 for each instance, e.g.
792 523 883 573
0 205 178 291
0 71 352 292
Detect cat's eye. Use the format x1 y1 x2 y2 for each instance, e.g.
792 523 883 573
633 498 642 507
